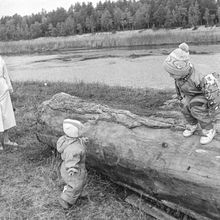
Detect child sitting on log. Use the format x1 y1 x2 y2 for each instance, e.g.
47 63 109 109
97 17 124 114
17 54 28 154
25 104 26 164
163 43 220 144
57 119 88 209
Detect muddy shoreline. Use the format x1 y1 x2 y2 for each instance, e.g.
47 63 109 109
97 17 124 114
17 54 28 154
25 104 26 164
4 44 220 90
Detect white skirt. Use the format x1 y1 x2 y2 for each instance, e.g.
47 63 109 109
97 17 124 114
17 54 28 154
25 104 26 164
0 91 16 132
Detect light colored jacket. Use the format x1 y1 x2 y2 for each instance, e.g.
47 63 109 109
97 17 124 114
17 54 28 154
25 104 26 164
57 135 87 175
57 135 87 191
0 56 13 99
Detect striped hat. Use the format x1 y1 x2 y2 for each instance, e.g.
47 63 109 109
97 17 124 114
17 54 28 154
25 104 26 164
163 43 191 77
63 119 84 138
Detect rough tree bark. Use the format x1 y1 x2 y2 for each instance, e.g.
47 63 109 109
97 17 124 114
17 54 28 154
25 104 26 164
36 92 220 220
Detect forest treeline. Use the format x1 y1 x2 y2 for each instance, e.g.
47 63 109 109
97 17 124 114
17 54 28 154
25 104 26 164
0 0 220 41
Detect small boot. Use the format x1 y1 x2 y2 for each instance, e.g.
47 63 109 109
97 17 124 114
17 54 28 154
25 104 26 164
183 124 197 137
200 128 216 145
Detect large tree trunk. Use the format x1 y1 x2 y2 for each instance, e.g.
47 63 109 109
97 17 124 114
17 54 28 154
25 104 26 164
36 92 220 220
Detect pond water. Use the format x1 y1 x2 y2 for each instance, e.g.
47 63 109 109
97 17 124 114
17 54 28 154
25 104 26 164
3 47 220 89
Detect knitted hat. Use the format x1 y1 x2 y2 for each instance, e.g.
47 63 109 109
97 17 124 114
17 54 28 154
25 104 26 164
163 43 191 77
63 119 84 138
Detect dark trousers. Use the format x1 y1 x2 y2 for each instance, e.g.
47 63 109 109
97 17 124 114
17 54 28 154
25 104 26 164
181 95 218 129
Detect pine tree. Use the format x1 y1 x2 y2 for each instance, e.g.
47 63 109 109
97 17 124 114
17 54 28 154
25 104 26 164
194 0 201 25
153 2 166 27
101 9 113 31
203 8 210 26
164 8 174 28
113 7 123 30
188 1 201 28
217 7 220 23
174 5 187 27
30 21 42 38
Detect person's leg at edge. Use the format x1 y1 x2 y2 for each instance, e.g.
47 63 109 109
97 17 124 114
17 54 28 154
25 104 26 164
3 129 18 147
0 132 3 150
0 92 17 148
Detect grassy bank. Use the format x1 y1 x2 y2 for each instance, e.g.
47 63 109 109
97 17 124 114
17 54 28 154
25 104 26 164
0 81 177 219
12 81 174 117
0 26 219 55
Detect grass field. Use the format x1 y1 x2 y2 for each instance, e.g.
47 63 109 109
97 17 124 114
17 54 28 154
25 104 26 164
0 26 220 54
0 81 176 219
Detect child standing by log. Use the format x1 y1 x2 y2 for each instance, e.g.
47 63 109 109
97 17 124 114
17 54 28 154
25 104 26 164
57 119 88 209
163 43 220 144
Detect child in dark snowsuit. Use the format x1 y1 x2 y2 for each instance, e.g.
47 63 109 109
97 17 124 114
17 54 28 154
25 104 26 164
57 119 88 209
163 43 220 144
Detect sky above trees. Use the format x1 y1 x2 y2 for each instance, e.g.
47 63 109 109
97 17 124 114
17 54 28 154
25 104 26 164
0 0 113 17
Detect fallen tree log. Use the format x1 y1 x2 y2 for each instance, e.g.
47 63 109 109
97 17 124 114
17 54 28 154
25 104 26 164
36 92 220 220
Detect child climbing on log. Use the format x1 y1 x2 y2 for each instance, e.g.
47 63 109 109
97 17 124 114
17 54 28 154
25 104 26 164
163 43 220 144
57 119 88 209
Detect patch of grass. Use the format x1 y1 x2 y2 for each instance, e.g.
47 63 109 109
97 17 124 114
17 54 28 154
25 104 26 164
0 143 153 219
0 81 174 219
11 81 174 117
1 26 220 54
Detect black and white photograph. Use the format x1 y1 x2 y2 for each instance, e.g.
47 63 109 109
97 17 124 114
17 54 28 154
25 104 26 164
0 0 220 219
